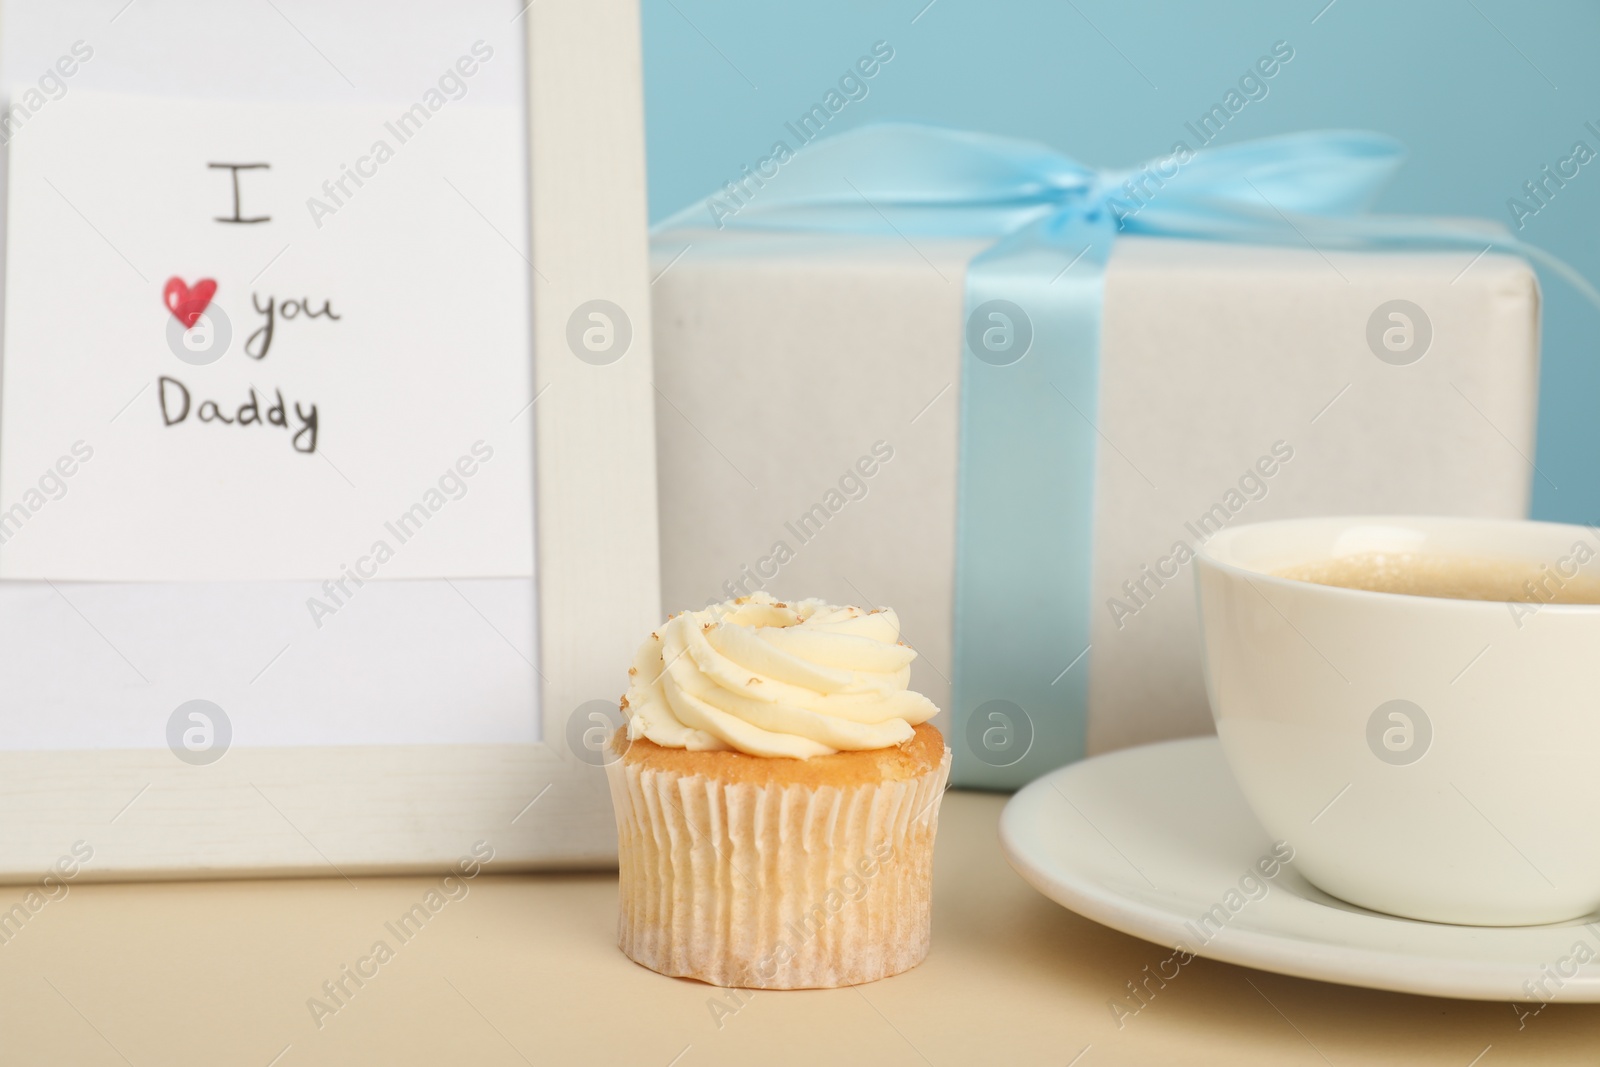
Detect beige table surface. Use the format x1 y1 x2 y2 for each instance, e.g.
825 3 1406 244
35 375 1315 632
1 790 1595 1066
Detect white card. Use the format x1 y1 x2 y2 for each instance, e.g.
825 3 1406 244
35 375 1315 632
0 85 536 582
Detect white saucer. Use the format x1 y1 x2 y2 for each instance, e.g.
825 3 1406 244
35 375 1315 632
999 737 1600 1002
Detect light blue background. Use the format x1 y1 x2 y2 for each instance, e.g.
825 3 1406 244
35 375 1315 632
641 0 1600 523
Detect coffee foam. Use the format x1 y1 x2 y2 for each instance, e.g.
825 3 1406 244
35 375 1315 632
1273 552 1600 604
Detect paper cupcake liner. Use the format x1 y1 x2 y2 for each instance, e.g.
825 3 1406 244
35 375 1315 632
605 746 951 989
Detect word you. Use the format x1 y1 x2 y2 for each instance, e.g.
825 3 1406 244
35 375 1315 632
1108 40 1294 229
1107 440 1294 629
704 40 895 228
1507 121 1600 231
246 292 340 361
720 439 895 601
307 441 495 628
158 377 318 454
308 41 495 228
164 275 341 365
0 40 93 146
0 441 94 546
1507 534 1599 628
1109 841 1294 1029
0 841 94 948
307 841 494 1029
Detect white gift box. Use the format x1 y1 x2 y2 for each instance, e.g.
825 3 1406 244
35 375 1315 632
649 230 1539 786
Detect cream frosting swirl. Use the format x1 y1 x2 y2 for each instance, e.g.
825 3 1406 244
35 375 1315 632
621 592 940 759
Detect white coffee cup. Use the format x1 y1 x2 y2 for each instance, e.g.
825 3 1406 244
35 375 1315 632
1195 515 1600 926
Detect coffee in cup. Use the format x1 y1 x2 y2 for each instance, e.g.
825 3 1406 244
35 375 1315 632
1196 517 1600 926
1273 551 1600 605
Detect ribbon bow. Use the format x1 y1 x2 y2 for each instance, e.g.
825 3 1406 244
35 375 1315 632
658 124 1594 786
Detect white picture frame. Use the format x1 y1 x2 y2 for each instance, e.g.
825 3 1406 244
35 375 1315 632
0 0 658 880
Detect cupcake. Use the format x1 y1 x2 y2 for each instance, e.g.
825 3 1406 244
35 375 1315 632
605 591 950 988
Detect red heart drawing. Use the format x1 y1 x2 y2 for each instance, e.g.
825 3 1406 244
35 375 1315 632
163 277 217 328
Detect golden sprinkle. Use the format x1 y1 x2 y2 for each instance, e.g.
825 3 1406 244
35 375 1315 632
627 666 637 676
619 695 630 709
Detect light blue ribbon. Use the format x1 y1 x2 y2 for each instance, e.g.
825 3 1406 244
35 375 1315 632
657 124 1597 788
